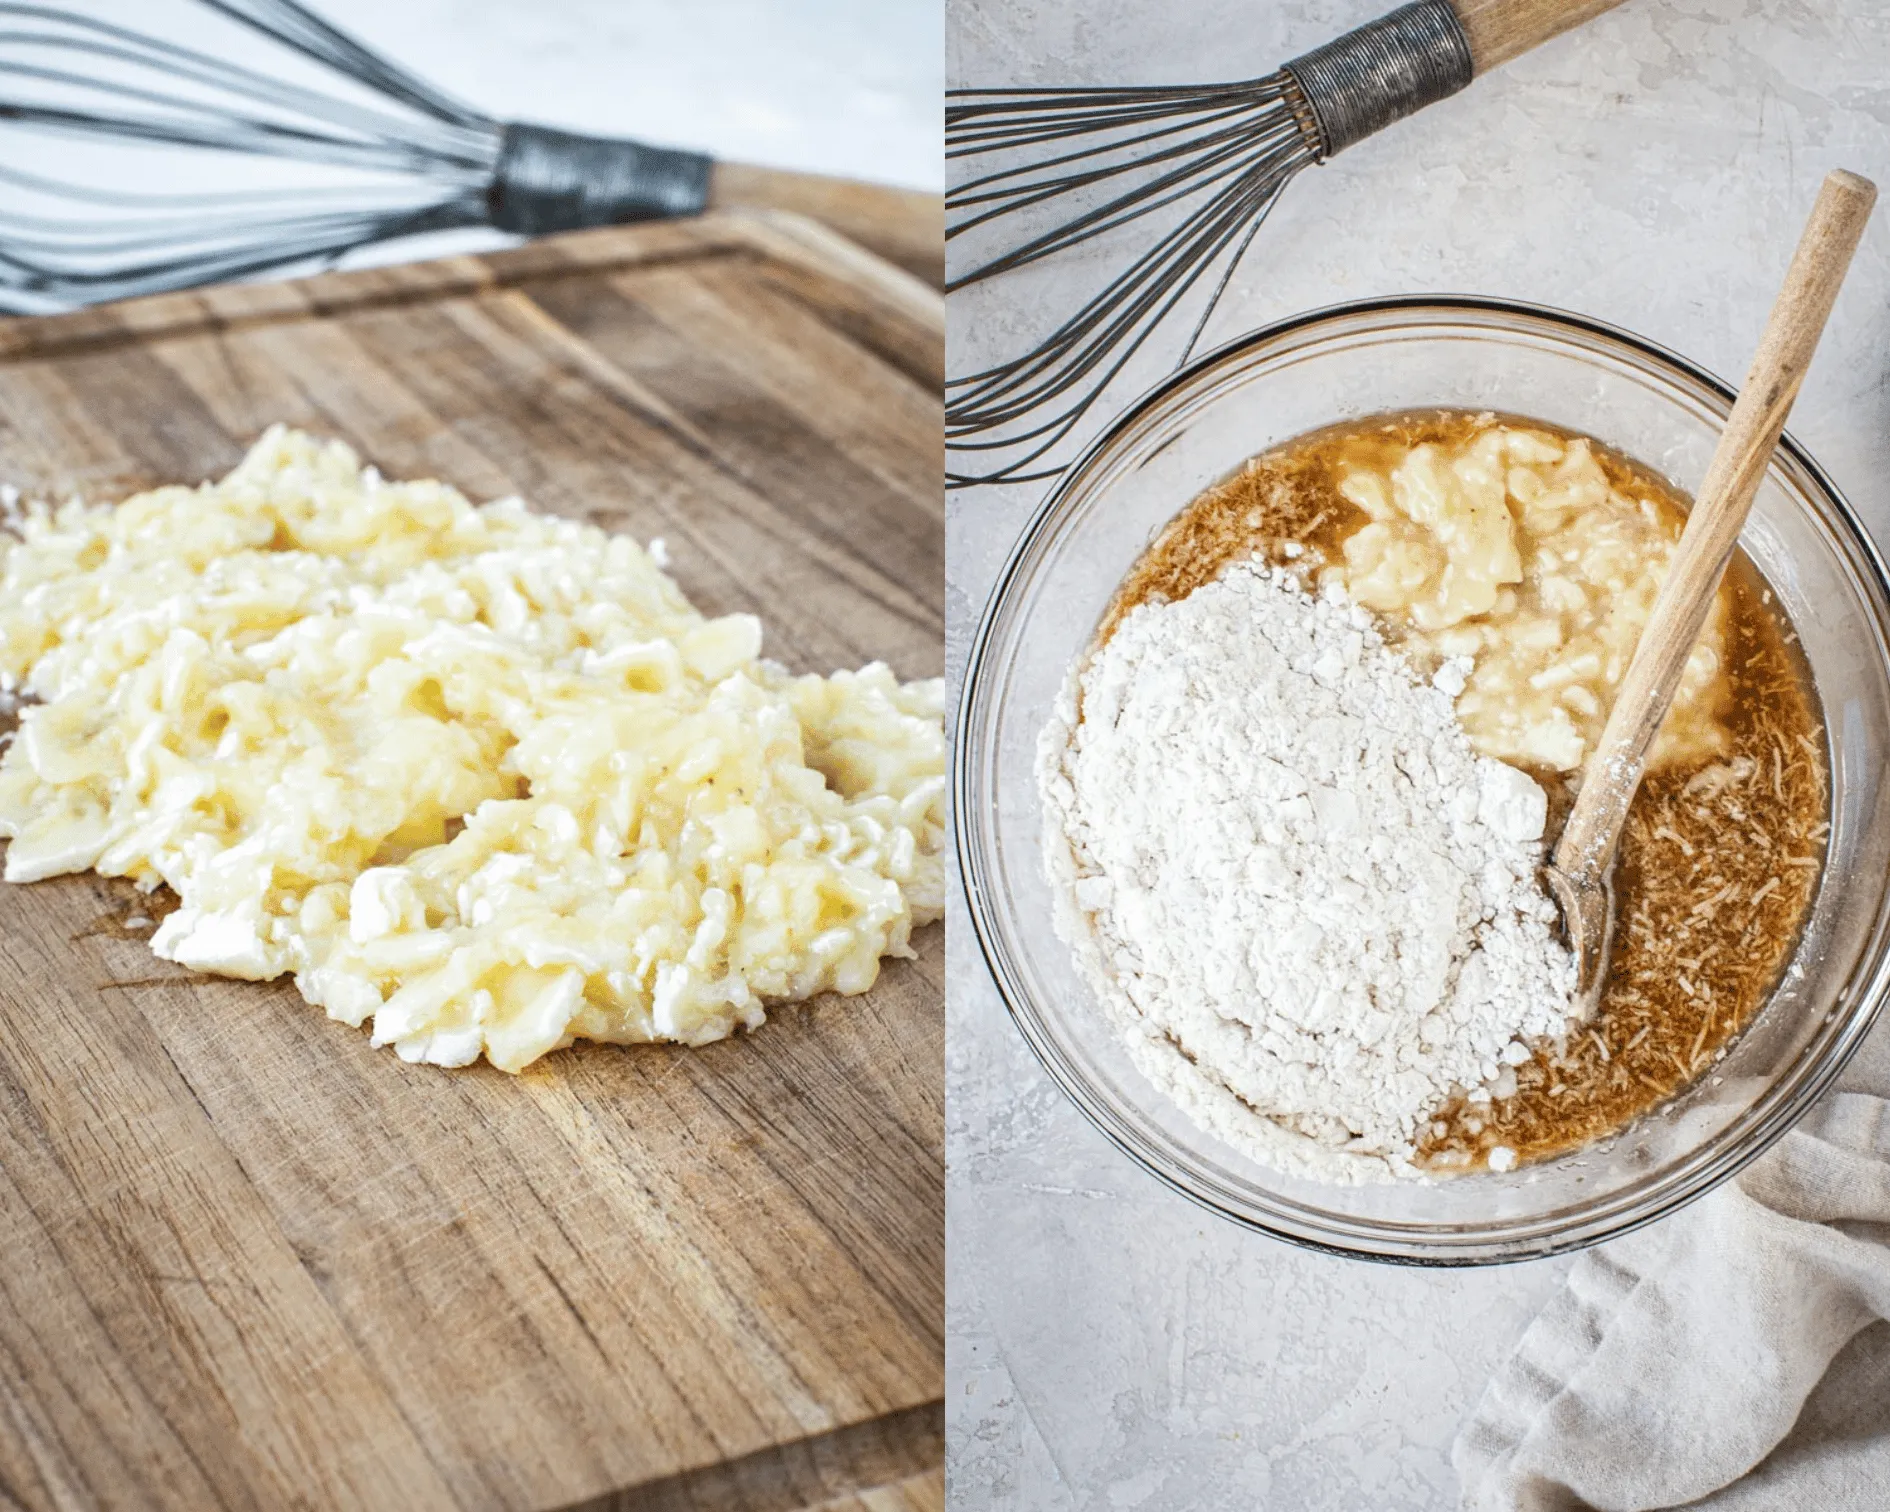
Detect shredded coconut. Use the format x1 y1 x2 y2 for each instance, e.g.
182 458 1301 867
1038 564 1578 1184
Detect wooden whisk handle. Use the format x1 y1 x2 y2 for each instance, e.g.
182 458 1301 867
1451 0 1631 73
1282 0 1631 164
1553 169 1877 885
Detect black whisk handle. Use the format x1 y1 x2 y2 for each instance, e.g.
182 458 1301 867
1282 0 1474 159
487 122 713 234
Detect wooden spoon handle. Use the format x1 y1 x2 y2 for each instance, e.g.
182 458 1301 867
1451 0 1631 73
1553 169 1877 884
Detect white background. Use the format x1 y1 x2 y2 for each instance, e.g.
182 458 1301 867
947 2 1890 1508
303 0 943 192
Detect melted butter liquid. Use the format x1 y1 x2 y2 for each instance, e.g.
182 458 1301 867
1104 409 1828 1170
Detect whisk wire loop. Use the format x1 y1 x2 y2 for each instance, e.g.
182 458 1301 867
947 93 1293 239
946 0 1481 486
947 136 1307 487
0 7 490 164
196 0 486 127
949 111 1306 296
0 0 713 315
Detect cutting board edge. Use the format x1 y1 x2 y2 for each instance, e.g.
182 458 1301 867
0 211 940 366
549 1398 943 1512
0 206 946 1511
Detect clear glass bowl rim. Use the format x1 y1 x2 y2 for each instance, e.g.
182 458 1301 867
955 292 1890 1266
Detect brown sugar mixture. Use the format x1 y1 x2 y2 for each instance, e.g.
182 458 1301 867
1104 409 1828 1170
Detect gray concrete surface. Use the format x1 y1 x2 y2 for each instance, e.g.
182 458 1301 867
945 2 1890 1507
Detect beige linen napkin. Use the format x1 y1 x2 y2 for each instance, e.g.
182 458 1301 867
1454 1029 1890 1512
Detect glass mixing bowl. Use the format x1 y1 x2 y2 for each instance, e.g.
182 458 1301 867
956 296 1890 1264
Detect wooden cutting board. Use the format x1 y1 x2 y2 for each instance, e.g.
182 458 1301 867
0 211 942 1512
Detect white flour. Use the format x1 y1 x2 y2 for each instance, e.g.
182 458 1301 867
1038 564 1577 1184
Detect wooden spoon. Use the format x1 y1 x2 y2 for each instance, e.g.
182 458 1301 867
1546 168 1877 1004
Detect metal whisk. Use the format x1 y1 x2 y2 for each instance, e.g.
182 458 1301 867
947 0 1629 487
0 0 715 315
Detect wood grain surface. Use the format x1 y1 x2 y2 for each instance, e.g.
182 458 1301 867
0 211 942 1512
1452 0 1629 73
708 165 943 291
805 1469 943 1512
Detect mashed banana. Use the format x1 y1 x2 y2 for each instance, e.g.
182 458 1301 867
1325 421 1730 773
0 428 943 1071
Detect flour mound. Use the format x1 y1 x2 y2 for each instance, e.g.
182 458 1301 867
1039 564 1578 1184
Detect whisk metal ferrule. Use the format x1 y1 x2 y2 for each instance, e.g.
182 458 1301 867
1281 0 1474 160
488 122 713 235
